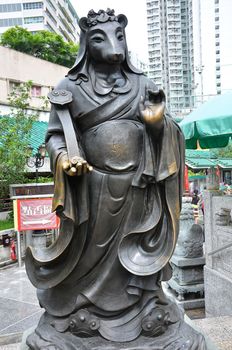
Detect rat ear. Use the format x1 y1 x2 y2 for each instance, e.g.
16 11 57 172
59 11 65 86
118 14 128 28
79 17 89 32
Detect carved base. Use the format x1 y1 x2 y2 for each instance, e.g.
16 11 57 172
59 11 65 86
26 316 207 350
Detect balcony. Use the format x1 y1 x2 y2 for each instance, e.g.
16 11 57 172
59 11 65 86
169 68 183 75
57 0 77 32
45 8 57 26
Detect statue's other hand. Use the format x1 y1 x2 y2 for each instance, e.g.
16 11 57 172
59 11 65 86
61 153 93 176
139 88 165 126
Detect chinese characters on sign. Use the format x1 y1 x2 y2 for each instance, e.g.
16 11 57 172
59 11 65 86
16 198 59 231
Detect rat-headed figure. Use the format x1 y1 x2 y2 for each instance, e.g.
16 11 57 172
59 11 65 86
25 9 207 350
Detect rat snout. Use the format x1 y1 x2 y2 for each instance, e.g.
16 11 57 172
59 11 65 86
112 53 124 61
108 53 124 63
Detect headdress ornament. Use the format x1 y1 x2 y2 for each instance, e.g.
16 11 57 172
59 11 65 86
79 8 128 31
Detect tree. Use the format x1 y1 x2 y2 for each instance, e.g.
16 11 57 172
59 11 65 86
1 27 79 68
0 81 40 198
214 142 232 158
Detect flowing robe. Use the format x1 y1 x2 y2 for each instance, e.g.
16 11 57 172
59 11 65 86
25 68 185 342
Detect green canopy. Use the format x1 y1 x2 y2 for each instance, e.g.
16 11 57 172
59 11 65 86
179 93 232 149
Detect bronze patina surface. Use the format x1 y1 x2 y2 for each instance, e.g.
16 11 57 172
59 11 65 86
25 9 207 349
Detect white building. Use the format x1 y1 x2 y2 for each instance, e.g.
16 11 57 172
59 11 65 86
0 0 79 42
0 46 70 175
129 51 149 75
193 0 232 106
0 45 68 120
146 0 195 115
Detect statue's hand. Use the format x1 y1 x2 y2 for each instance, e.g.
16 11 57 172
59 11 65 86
139 88 165 126
60 153 93 176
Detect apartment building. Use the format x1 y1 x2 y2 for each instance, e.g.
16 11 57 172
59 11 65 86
146 0 194 114
193 0 232 104
129 51 149 75
0 0 79 42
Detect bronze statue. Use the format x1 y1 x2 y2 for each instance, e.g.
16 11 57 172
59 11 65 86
25 9 207 349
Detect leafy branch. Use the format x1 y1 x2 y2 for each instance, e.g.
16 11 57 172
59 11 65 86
0 81 45 198
1 27 79 68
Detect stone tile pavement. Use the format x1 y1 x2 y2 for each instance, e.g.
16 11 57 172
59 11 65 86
0 247 11 264
190 316 232 350
0 264 42 349
0 264 231 349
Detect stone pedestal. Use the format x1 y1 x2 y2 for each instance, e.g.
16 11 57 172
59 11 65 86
168 197 205 309
168 255 205 309
22 318 208 350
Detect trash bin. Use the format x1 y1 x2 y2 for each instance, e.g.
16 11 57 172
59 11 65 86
2 234 10 247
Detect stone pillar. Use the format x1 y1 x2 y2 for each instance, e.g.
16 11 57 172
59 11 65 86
204 191 232 317
206 167 219 190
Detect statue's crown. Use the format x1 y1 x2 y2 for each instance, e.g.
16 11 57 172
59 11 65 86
79 9 127 32
86 9 118 27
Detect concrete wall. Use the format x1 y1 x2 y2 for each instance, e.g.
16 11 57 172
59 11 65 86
0 46 69 119
0 46 68 87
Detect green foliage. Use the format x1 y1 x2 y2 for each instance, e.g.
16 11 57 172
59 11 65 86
0 81 39 198
188 169 205 177
0 218 14 231
0 26 32 53
1 27 79 68
213 141 232 158
27 176 53 183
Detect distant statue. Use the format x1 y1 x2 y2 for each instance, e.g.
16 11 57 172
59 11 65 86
25 9 206 349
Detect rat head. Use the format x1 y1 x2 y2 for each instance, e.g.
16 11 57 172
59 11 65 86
79 9 128 65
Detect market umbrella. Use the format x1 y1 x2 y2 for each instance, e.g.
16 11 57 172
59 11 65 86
179 92 232 149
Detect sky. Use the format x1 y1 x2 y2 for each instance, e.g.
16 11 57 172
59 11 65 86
70 0 149 63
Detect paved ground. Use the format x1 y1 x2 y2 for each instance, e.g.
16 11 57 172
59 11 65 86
0 264 230 350
0 247 11 264
0 264 42 349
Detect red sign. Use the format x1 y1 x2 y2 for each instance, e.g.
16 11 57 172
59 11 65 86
184 165 189 192
17 198 59 231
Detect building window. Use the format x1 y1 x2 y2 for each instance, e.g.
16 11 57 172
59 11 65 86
215 33 220 38
0 3 21 12
215 25 219 30
215 17 219 21
24 16 44 24
23 2 43 10
9 81 21 92
216 50 220 54
223 171 231 185
0 17 23 27
215 42 220 46
31 85 41 97
216 58 220 63
215 8 219 13
215 0 219 3
216 75 221 79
